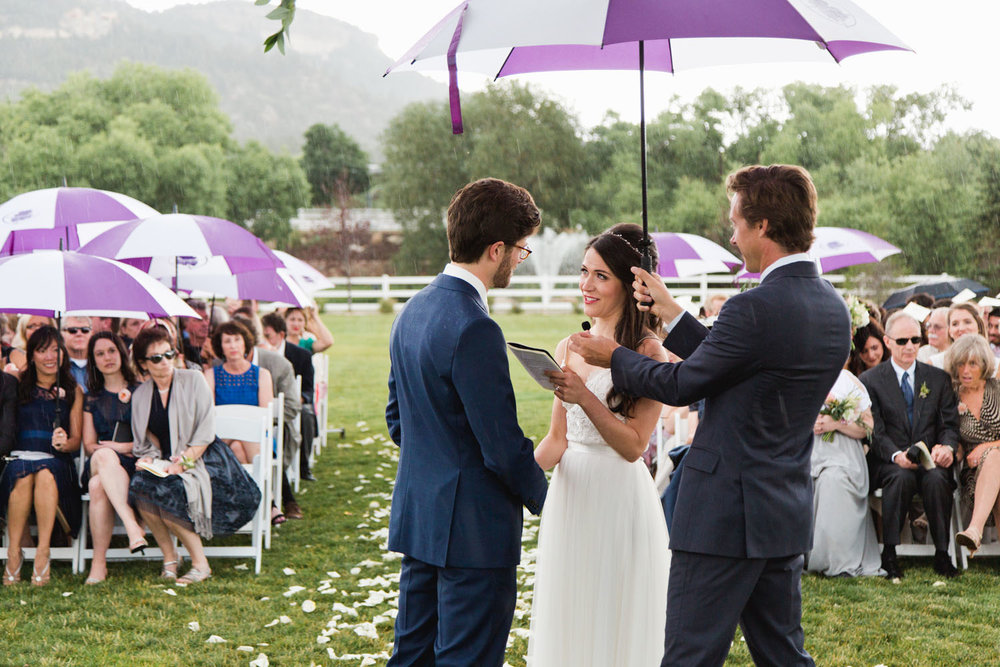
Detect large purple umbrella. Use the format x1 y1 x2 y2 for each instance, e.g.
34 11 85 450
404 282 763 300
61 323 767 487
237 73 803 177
386 0 911 268
652 232 741 277
738 225 901 278
0 187 158 254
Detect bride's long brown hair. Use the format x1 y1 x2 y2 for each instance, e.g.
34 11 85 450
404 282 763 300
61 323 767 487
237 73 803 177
584 223 662 419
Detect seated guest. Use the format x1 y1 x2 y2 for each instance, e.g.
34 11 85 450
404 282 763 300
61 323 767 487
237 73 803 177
180 299 210 367
81 332 145 584
128 327 261 584
204 321 273 464
918 307 951 363
283 306 333 354
808 364 882 577
946 335 1000 555
233 313 303 522
929 303 987 369
61 315 93 392
117 318 146 348
861 312 960 579
1 326 83 586
7 315 56 373
906 292 935 309
847 317 888 378
987 308 1000 358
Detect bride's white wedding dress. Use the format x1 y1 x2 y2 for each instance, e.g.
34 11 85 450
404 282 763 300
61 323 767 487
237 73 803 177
527 368 670 667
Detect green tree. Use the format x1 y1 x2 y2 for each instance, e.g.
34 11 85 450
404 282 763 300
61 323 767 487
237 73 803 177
300 123 369 206
226 141 310 246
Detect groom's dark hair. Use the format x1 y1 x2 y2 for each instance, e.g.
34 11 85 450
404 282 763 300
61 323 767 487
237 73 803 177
727 164 817 253
446 178 541 263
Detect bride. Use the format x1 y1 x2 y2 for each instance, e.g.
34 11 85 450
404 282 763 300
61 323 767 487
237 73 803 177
528 223 670 666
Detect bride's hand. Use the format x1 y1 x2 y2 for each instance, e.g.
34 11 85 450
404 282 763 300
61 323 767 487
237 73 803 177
546 367 589 405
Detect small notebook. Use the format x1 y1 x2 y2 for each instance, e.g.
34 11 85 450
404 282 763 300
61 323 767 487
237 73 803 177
507 342 561 390
136 459 171 478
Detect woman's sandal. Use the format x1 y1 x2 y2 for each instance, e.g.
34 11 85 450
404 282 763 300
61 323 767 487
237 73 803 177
177 567 212 585
160 559 179 580
956 528 982 557
129 538 149 555
84 575 105 586
3 549 22 586
30 559 50 587
270 505 287 526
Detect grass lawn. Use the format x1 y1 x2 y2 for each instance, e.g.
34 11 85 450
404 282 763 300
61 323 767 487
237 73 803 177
2 311 999 666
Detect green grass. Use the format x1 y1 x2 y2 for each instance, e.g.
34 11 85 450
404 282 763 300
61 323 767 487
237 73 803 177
3 312 1000 665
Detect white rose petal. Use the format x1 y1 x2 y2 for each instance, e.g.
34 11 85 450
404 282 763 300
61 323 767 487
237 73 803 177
350 567 361 575
236 646 254 652
259 596 270 601
282 567 296 576
249 653 270 667
361 658 376 667
205 635 227 644
327 571 341 578
279 615 292 624
932 581 946 587
264 619 280 628
234 563 249 570
283 585 307 597
187 621 200 632
353 622 379 639
317 635 331 644
62 592 73 597
164 589 177 596
302 599 317 613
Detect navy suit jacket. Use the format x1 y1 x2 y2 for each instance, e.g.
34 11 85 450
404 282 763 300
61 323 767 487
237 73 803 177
385 274 547 569
283 340 315 400
859 360 959 465
612 261 850 559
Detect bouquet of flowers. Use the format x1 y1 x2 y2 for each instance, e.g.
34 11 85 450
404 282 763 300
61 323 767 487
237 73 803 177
818 391 865 442
846 295 871 350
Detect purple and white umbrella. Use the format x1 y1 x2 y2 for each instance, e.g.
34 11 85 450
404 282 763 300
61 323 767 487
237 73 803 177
387 0 910 268
0 187 158 254
139 255 311 307
273 250 334 295
737 225 901 278
651 232 741 278
0 251 199 319
77 213 281 275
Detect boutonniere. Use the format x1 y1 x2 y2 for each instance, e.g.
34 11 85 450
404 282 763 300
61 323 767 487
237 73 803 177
118 388 132 404
919 382 930 399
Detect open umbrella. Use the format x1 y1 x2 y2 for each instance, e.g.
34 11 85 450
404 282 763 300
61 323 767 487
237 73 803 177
137 255 312 307
0 187 158 254
386 0 910 269
739 225 901 278
273 250 335 295
883 276 990 310
651 232 741 278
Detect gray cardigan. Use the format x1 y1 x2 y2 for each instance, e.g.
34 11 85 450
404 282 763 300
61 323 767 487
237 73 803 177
132 368 217 538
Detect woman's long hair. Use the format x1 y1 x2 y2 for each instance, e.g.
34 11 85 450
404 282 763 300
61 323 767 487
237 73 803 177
584 223 662 419
847 317 887 377
17 325 77 409
86 331 137 393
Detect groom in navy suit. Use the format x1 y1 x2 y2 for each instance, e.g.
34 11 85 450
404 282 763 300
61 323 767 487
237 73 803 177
385 178 548 666
572 165 850 666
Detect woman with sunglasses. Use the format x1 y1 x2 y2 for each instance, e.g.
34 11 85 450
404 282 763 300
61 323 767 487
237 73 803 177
127 327 261 585
1 326 83 586
80 332 145 584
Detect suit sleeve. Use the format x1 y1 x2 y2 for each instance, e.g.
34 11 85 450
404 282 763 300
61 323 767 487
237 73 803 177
452 317 547 514
385 362 401 447
612 300 761 407
862 373 900 464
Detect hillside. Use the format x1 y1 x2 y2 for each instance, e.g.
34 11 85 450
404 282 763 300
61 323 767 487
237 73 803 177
0 0 444 155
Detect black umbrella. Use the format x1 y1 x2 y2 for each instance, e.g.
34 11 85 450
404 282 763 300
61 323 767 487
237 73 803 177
883 277 990 310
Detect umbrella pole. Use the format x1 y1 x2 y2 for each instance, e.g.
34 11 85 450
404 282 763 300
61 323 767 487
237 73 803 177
53 313 62 430
638 40 655 273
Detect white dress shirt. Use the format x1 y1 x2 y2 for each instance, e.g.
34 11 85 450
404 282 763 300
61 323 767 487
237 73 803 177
443 263 489 313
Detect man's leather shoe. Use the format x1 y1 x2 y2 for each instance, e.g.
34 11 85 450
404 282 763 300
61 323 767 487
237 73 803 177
284 501 304 520
933 552 959 578
882 554 903 580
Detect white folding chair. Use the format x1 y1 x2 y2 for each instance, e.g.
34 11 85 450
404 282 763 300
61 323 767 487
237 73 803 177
178 404 271 574
269 393 284 549
288 376 302 494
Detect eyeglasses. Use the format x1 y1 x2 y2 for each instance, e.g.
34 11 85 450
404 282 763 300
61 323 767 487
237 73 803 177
507 243 532 261
892 336 922 346
63 327 91 335
142 350 178 364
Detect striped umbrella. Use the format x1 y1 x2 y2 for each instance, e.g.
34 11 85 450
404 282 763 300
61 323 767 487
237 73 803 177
652 232 741 278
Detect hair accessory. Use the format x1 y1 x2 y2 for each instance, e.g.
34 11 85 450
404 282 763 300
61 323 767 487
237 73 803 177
601 231 642 256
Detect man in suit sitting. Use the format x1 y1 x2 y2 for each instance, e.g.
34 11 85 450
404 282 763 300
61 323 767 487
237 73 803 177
860 311 960 579
572 164 850 666
385 178 548 666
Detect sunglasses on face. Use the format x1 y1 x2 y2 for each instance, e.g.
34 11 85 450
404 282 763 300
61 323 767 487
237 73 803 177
892 336 922 346
63 327 91 335
143 350 178 364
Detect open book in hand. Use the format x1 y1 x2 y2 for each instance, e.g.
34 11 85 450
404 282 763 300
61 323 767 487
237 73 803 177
905 441 936 471
507 342 561 390
136 459 172 478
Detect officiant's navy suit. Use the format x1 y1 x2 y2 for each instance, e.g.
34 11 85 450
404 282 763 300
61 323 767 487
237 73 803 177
386 273 547 667
612 260 850 667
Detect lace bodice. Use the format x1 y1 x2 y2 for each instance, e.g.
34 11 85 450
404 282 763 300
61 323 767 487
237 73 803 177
562 368 626 451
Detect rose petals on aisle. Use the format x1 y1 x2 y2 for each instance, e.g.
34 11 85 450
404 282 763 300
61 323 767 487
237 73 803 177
187 621 201 632
205 635 227 644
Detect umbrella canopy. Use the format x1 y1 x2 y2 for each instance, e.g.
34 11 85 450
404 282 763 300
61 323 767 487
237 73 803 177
651 232 741 278
0 251 199 319
739 225 901 278
387 0 910 269
77 213 281 273
883 277 990 310
0 187 158 254
273 250 334 295
137 255 311 307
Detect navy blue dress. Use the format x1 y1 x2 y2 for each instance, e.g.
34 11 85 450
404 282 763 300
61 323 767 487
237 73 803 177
0 387 82 537
80 387 138 490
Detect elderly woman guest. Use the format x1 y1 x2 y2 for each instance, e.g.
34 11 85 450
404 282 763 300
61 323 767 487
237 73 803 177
929 303 987 369
283 306 333 354
947 335 1000 555
847 317 888 378
204 321 273 464
80 332 146 584
128 327 261 585
1 326 83 586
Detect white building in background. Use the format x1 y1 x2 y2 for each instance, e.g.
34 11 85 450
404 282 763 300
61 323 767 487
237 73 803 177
290 208 402 233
